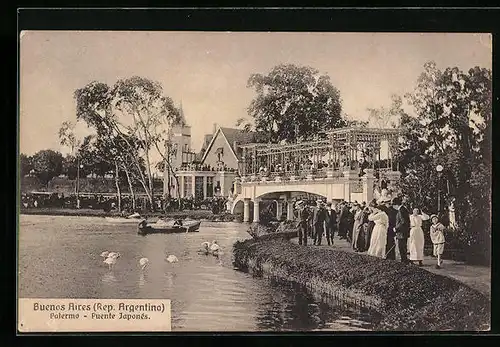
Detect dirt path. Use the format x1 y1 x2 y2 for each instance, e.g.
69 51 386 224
290 235 491 299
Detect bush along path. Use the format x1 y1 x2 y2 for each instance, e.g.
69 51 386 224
233 234 490 331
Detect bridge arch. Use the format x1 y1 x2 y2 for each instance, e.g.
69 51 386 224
255 189 328 200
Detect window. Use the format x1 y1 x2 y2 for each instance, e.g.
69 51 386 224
207 177 214 198
183 176 193 197
195 176 204 200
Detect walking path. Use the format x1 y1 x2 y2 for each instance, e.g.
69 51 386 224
290 234 491 299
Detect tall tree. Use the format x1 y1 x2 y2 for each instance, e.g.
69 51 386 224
400 61 491 262
247 64 345 143
75 78 182 211
367 94 406 129
31 149 64 185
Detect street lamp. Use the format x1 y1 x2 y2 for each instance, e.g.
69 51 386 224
436 164 444 213
76 158 84 209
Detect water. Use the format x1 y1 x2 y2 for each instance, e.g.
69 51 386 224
18 214 378 331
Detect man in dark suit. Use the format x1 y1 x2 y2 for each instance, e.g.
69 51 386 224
337 201 350 240
312 200 327 246
393 195 411 264
325 202 337 246
383 197 397 260
295 200 310 246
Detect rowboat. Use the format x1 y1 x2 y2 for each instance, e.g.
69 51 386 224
105 217 142 223
137 219 201 235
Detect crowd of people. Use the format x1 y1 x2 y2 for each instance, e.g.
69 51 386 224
178 162 237 173
294 195 448 269
20 192 230 215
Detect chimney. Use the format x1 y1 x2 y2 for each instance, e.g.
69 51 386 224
213 123 217 134
233 141 238 151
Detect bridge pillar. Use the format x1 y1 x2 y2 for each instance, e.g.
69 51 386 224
243 199 250 223
253 198 261 223
362 169 375 203
286 200 294 221
276 200 283 220
342 170 359 202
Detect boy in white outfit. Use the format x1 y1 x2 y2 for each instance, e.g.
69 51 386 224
429 214 446 269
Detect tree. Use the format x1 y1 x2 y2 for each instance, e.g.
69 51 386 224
59 121 81 155
32 149 64 185
247 64 345 143
20 153 33 177
74 78 182 211
367 94 406 129
400 61 491 263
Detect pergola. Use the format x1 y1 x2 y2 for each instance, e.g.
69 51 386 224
239 127 401 177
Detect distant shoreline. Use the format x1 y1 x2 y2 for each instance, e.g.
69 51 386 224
19 208 240 222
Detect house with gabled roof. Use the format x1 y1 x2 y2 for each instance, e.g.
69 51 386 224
167 123 259 200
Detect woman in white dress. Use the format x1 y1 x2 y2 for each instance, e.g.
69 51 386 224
408 208 430 266
367 202 389 259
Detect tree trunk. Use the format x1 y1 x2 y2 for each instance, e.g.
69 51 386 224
144 148 154 212
114 159 122 212
123 163 136 211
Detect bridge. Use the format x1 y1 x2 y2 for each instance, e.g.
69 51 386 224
229 127 403 222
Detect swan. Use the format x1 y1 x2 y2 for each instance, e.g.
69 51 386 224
209 241 220 252
139 257 149 270
166 255 178 263
100 251 110 258
108 252 120 259
103 255 118 270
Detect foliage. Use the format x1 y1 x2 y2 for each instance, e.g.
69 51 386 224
74 77 182 210
233 236 490 331
20 153 33 177
398 61 491 263
31 149 64 185
247 64 345 143
367 95 406 129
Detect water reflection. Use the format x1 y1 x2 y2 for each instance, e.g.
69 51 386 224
101 272 117 284
19 215 380 331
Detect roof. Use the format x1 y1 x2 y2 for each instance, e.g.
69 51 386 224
200 126 257 163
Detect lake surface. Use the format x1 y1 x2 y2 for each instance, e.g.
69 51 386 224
18 214 379 331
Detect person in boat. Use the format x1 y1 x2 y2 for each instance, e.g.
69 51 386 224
173 219 183 227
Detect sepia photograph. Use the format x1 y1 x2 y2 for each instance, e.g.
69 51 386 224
18 30 492 332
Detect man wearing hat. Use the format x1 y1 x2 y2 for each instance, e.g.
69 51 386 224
295 200 310 246
312 199 328 246
383 196 397 260
338 201 350 240
393 195 411 264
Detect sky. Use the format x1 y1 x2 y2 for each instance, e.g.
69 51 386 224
20 31 492 161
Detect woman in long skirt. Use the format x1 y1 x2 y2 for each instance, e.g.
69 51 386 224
367 203 389 258
408 208 429 266
351 204 364 251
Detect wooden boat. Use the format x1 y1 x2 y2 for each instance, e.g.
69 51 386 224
137 219 201 235
105 217 142 223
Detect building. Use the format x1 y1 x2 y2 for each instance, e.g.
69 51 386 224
166 123 258 200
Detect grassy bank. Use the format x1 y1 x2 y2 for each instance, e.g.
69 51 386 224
20 208 238 221
233 234 490 331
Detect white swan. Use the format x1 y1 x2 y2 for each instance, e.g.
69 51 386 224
100 251 110 258
209 241 220 252
108 252 120 259
166 255 178 263
103 255 118 270
139 257 149 270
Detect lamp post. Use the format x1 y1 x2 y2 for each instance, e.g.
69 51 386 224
436 164 444 213
76 158 83 209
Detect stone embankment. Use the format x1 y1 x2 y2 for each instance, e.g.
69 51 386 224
233 225 490 331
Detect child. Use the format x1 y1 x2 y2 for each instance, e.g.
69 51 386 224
429 214 446 269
